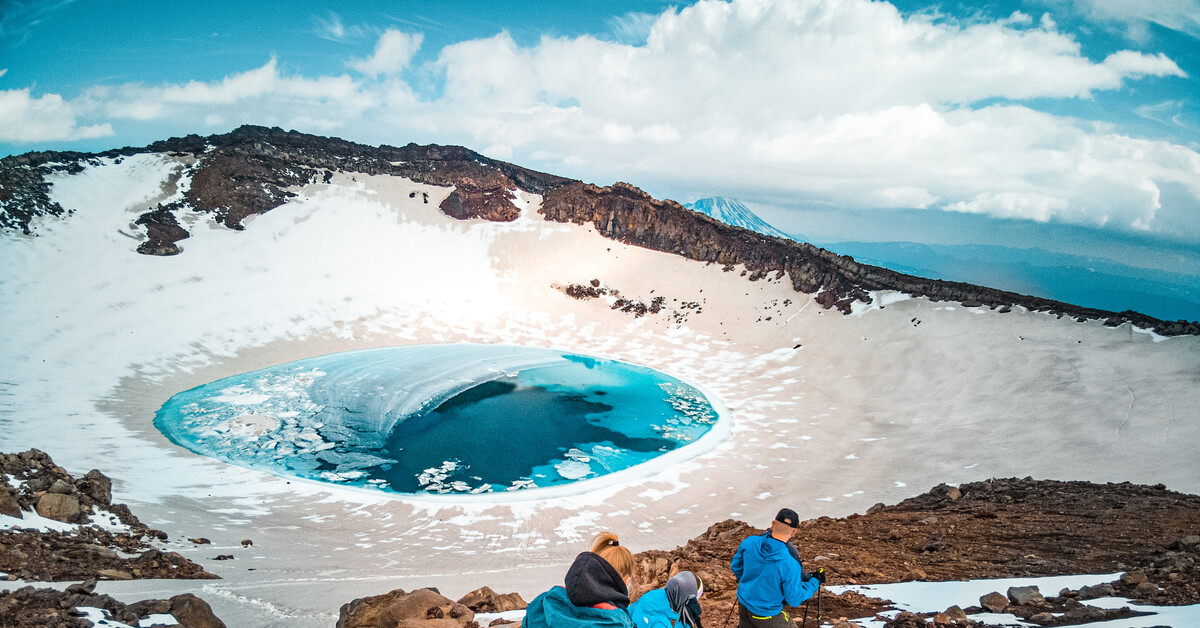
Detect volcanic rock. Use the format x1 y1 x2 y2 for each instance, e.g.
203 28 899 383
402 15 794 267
1120 570 1148 585
1133 581 1159 597
1077 583 1115 599
0 488 20 518
885 611 930 628
1171 535 1200 550
169 593 227 628
932 604 968 623
1007 586 1044 605
979 591 1008 612
65 579 97 595
339 587 474 628
34 493 81 523
98 568 133 580
78 469 112 505
456 586 526 613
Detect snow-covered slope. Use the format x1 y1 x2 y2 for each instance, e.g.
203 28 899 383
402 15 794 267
685 196 790 239
1 139 1198 627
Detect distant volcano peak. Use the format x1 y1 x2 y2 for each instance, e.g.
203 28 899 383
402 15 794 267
685 196 790 239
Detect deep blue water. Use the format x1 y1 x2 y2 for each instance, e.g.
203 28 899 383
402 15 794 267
154 344 718 495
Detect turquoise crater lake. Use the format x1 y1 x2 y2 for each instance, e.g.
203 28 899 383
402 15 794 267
154 345 721 496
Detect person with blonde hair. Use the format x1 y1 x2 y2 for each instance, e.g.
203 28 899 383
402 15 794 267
523 531 636 628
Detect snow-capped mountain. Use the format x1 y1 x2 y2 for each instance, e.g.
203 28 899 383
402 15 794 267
685 196 790 239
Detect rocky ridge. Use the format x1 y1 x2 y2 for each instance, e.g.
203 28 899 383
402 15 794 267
1 125 1196 335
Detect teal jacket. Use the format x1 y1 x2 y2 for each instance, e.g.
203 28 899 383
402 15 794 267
629 588 674 628
523 585 635 628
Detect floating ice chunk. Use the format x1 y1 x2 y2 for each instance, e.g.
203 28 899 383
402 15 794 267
320 470 366 483
221 413 280 436
556 460 593 480
212 385 272 406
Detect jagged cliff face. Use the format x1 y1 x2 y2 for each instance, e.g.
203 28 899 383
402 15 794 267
0 125 1195 336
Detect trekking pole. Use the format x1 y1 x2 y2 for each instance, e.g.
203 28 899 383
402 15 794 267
813 567 824 626
722 598 737 628
800 600 811 627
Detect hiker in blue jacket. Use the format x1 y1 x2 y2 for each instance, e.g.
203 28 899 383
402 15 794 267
523 532 636 628
629 570 704 628
729 508 823 628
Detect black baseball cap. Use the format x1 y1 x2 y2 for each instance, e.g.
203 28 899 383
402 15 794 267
775 508 799 528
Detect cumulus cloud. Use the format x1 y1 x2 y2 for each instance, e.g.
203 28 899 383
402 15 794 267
4 0 1199 241
349 29 423 77
79 58 379 131
0 89 112 142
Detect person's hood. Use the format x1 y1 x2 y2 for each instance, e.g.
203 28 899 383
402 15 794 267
526 586 634 628
665 571 699 612
752 533 795 563
564 551 631 609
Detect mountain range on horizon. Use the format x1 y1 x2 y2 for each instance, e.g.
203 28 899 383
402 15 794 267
683 194 1199 324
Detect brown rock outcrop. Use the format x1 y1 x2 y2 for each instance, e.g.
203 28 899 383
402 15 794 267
338 588 475 628
169 593 227 628
456 586 526 613
0 585 228 628
1 449 217 582
34 493 81 523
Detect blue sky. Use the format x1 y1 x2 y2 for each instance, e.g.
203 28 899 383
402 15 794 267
2 0 1199 316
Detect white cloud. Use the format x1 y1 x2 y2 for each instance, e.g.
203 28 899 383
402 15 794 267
311 11 372 42
4 0 1198 241
349 29 423 77
606 11 660 44
82 59 379 129
0 88 112 143
1052 0 1200 40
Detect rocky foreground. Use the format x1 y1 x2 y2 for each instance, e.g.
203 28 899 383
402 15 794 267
339 478 1200 628
5 449 1199 627
1 450 224 627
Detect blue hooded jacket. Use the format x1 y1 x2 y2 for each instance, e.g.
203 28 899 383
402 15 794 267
524 552 635 628
629 588 673 628
730 533 818 617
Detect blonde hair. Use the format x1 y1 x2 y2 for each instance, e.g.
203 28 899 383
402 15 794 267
591 531 634 581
